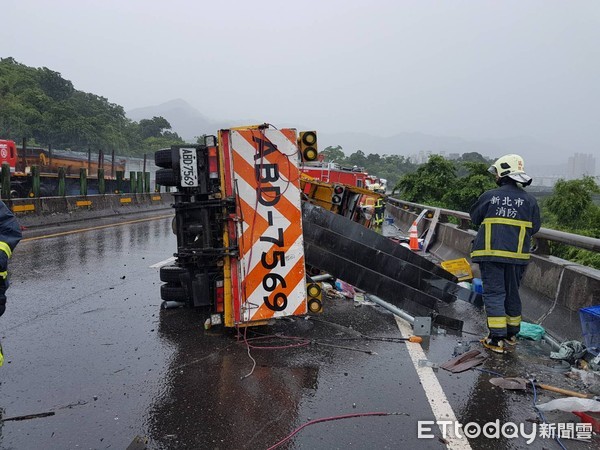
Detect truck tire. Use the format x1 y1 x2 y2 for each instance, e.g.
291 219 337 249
160 283 189 302
160 265 187 284
156 169 178 187
154 149 173 169
10 183 27 199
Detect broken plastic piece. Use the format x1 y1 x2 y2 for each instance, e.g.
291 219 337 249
441 258 473 281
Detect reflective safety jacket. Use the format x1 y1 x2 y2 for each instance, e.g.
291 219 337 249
469 183 541 265
0 201 22 281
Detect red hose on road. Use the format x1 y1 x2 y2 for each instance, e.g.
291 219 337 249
267 411 392 449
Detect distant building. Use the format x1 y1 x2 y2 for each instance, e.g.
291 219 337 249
567 153 596 179
417 150 431 164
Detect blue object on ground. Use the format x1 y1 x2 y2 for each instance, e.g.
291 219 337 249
472 278 483 294
580 305 600 356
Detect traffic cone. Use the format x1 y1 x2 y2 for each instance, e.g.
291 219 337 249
409 220 419 251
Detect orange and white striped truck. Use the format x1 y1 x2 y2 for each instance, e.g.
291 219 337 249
155 124 476 331
155 125 313 328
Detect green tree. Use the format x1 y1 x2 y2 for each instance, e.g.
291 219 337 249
542 177 600 269
140 136 185 156
393 155 457 205
544 176 600 230
37 67 74 101
442 162 496 211
0 57 181 155
366 153 381 165
138 116 172 139
346 149 367 168
458 152 490 163
321 145 345 162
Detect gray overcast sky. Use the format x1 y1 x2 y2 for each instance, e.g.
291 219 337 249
3 0 600 158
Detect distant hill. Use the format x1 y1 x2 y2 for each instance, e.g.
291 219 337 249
318 131 564 168
318 131 500 159
127 99 237 141
127 98 567 173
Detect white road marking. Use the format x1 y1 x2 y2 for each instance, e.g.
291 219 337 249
150 256 176 268
395 317 472 449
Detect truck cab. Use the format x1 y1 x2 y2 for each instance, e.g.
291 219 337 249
0 140 18 172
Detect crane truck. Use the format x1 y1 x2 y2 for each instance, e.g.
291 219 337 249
155 124 479 330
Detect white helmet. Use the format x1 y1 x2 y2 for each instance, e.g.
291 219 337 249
488 154 532 186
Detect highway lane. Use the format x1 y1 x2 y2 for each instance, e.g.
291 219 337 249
0 215 596 449
1 217 176 449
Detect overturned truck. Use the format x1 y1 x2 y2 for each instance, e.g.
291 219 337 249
155 124 479 330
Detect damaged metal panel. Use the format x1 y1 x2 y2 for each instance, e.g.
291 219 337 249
303 221 457 303
304 243 463 330
303 205 465 331
302 203 481 307
303 202 452 280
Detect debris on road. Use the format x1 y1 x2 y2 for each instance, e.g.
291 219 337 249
490 377 594 398
1 411 55 422
517 321 545 341
550 340 587 362
126 435 149 450
440 349 487 373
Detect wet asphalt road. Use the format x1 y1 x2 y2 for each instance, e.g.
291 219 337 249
0 215 597 449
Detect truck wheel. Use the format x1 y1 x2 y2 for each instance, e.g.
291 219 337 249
160 265 187 284
160 283 189 302
156 169 178 186
10 184 26 199
154 149 173 169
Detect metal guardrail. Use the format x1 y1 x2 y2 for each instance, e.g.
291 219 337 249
387 197 600 253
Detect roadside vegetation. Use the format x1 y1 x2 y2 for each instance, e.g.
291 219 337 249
542 176 600 268
387 155 600 269
0 57 184 156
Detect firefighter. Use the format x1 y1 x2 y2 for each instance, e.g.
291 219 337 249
469 154 541 354
0 200 22 318
373 197 385 226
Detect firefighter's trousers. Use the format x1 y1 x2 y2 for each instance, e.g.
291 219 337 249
479 261 526 338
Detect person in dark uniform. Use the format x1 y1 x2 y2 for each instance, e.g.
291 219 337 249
470 154 541 354
0 200 22 318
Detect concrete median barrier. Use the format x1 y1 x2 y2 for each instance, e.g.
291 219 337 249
8 193 173 228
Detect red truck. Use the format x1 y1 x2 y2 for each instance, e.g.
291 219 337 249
0 140 18 173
